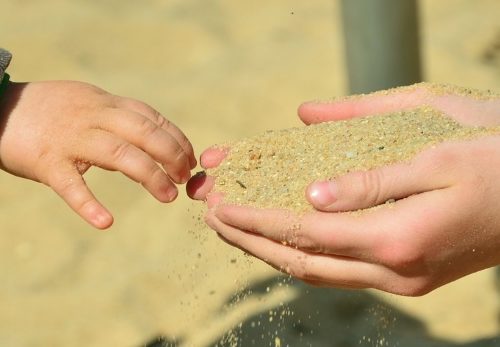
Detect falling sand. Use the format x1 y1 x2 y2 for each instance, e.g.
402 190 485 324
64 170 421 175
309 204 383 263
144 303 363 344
207 84 500 212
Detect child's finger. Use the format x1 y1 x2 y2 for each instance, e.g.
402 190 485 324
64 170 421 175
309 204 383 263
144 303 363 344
83 130 179 202
114 97 197 168
47 164 113 229
98 109 192 183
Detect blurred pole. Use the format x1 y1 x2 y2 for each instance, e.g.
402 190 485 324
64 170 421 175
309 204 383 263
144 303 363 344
340 0 422 94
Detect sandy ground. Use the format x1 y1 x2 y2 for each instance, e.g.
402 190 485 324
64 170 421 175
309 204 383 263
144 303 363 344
1 0 500 346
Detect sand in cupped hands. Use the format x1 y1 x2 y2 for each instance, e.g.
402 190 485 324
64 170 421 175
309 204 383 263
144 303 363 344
207 86 500 212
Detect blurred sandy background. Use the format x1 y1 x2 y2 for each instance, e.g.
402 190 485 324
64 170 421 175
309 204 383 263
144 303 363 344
1 0 500 346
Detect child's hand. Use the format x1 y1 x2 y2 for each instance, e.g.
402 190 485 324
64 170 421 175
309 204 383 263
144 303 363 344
0 80 196 229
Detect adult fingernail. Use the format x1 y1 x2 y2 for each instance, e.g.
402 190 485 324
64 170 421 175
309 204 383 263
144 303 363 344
307 180 337 207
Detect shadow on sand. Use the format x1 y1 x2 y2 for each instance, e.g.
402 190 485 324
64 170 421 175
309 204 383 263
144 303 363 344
144 272 500 347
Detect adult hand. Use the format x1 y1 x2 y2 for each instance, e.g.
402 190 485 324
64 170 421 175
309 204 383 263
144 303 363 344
187 83 500 296
0 80 196 229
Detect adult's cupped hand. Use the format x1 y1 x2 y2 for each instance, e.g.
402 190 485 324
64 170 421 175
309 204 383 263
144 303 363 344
187 84 500 296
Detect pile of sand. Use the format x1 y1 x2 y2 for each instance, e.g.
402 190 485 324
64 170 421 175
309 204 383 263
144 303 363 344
208 86 500 211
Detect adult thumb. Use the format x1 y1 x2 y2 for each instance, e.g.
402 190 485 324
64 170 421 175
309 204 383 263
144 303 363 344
306 161 448 212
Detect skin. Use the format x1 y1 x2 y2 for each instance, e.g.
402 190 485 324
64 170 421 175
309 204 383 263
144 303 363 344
187 84 500 296
0 80 196 229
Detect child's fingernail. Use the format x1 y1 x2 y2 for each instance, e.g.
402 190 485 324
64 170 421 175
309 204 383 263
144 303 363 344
307 180 337 207
181 172 191 184
93 211 112 229
190 157 198 169
166 187 179 202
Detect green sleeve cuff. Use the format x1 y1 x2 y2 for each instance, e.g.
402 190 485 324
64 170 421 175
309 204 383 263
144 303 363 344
0 73 10 105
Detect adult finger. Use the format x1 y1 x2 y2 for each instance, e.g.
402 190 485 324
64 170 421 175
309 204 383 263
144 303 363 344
214 188 449 265
97 108 192 183
214 205 378 260
297 85 430 124
47 163 113 229
206 192 224 208
186 171 215 200
187 146 228 200
306 152 452 212
82 130 178 203
215 189 459 295
205 211 384 289
114 97 197 168
200 146 228 169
